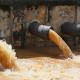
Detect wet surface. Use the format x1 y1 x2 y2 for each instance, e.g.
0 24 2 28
16 46 80 59
16 47 68 59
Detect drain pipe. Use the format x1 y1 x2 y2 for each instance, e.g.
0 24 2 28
28 21 73 58
28 21 50 40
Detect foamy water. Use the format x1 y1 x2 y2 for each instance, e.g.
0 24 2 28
72 55 80 63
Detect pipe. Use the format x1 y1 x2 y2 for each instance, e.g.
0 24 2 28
28 21 73 58
28 21 50 40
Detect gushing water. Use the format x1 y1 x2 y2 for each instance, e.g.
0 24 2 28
49 29 74 58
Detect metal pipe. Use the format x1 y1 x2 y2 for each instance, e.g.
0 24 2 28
28 21 50 40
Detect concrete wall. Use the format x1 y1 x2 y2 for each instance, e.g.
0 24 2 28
77 7 80 24
0 9 11 43
50 6 75 33
0 5 78 47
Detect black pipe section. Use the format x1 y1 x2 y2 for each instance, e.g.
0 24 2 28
60 22 80 48
60 22 80 37
0 0 78 6
28 21 50 40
